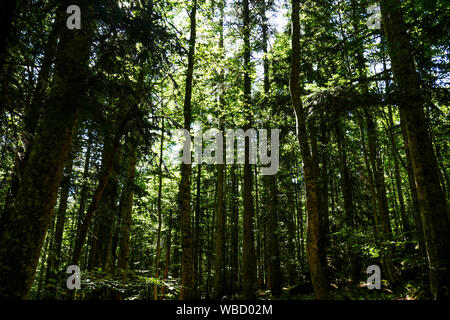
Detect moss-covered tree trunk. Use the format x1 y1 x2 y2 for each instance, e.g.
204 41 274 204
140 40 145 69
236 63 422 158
0 0 94 299
153 119 164 299
43 138 76 300
1 11 62 232
309 120 328 281
241 0 257 300
213 0 226 299
380 0 450 298
400 115 426 256
289 0 328 300
117 141 137 278
178 0 197 300
319 124 330 264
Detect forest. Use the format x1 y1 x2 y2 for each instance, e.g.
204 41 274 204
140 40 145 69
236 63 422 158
0 0 449 301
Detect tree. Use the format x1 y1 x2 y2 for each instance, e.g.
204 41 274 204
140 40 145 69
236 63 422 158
43 136 76 299
153 118 164 299
0 0 449 302
380 0 450 299
241 0 257 300
179 0 197 301
289 0 328 300
213 0 226 300
117 139 137 278
0 0 95 299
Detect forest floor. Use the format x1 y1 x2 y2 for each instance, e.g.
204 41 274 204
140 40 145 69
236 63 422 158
272 280 430 300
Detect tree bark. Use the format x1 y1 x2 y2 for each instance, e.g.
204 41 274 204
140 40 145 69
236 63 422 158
178 0 197 300
193 164 202 298
160 209 173 299
0 10 62 231
400 116 426 256
380 0 450 298
289 0 328 299
153 118 164 299
0 0 94 298
230 164 239 295
43 137 76 299
241 0 257 300
117 141 137 278
213 0 226 299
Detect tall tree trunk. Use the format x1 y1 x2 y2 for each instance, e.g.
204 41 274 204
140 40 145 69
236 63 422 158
230 164 239 295
193 164 202 298
335 121 359 282
160 209 173 299
255 166 263 289
358 114 382 234
213 0 226 299
206 194 216 299
365 111 399 286
260 0 281 295
286 186 297 285
214 159 226 299
385 106 413 251
178 0 197 300
309 120 327 280
172 224 180 279
0 10 62 231
44 138 76 299
319 124 330 255
264 212 270 291
153 118 165 299
88 167 119 273
294 159 306 273
241 0 257 300
70 129 93 256
36 225 53 300
24 9 63 141
0 0 95 299
400 117 426 256
265 175 281 296
289 0 328 299
71 110 131 268
117 141 137 278
380 0 450 298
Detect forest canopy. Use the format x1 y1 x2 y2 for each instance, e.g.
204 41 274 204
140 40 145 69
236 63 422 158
0 0 449 301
